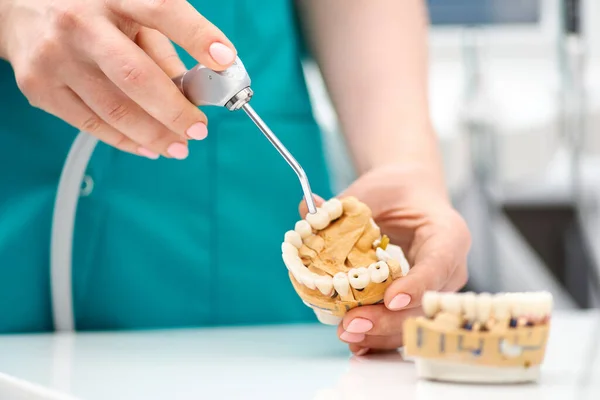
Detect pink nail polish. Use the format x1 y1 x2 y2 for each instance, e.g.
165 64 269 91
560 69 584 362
138 147 159 159
209 42 235 65
355 348 370 356
388 293 411 310
346 318 373 334
186 122 208 140
340 331 365 343
167 143 189 159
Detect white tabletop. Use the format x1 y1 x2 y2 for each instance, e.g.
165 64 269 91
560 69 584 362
0 310 599 400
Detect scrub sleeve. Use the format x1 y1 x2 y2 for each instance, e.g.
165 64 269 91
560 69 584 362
0 0 334 333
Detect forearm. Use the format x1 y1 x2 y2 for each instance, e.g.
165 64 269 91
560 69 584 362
296 0 445 183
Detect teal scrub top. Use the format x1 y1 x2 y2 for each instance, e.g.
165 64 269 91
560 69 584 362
0 1 334 333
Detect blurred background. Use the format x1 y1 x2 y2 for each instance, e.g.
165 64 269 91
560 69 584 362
302 0 600 311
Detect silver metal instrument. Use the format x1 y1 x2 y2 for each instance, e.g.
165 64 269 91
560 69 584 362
173 57 317 214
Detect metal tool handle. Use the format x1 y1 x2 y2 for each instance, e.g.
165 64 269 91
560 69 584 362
173 57 318 214
173 57 252 110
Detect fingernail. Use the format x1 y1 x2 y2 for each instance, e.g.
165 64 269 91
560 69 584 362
209 42 235 65
355 348 370 356
137 147 159 159
346 318 373 334
388 293 411 310
186 122 208 140
340 331 365 343
167 143 189 159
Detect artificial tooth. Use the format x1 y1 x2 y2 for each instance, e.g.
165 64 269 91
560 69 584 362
294 220 313 239
315 275 334 296
376 247 391 262
492 293 511 320
368 261 389 283
348 267 370 289
333 272 351 299
299 269 316 290
475 293 492 323
284 230 303 248
539 291 553 317
385 244 410 274
462 292 477 320
281 242 298 258
322 198 343 220
305 208 330 230
282 253 302 270
439 293 462 315
508 293 527 318
285 257 304 282
422 291 441 317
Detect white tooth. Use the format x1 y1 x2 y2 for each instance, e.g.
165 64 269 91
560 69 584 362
315 275 334 296
372 238 382 248
539 291 553 317
440 293 462 315
284 255 304 282
386 244 410 274
305 208 330 230
509 293 527 318
299 269 316 290
422 291 441 317
348 267 370 289
368 261 389 283
462 292 477 320
476 293 492 323
294 220 312 239
282 253 301 270
333 272 351 298
322 198 343 220
281 242 298 258
284 230 303 248
376 247 391 262
492 293 511 320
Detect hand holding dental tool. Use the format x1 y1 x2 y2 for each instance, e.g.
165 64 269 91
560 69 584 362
172 57 318 214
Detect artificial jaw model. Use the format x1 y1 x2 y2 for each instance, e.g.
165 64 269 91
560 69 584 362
402 290 553 383
281 196 410 325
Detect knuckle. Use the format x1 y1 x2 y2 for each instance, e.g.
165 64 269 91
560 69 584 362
143 0 170 15
107 103 130 123
81 115 103 134
31 35 61 65
51 5 85 32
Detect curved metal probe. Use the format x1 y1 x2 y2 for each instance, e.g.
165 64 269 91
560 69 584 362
241 103 317 214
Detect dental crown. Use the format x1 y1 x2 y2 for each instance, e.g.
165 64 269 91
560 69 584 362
281 196 410 325
403 290 553 383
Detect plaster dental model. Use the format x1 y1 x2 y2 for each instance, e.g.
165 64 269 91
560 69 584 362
281 196 410 325
402 290 553 383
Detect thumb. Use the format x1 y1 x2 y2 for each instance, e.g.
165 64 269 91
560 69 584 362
136 27 187 78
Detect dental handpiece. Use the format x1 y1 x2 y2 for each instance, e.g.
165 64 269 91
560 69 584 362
172 57 317 214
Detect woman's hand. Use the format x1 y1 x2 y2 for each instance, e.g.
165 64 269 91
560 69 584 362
301 164 471 355
0 0 236 159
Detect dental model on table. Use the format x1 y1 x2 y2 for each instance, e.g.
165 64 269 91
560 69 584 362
402 291 553 383
281 196 411 325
